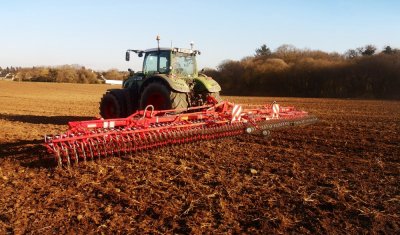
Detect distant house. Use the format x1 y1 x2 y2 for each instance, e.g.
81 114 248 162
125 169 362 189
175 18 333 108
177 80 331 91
0 73 15 81
98 74 123 85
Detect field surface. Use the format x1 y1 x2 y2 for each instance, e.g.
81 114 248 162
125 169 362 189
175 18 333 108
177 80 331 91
0 81 399 234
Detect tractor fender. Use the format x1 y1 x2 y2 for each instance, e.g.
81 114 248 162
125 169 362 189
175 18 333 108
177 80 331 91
141 74 190 93
194 74 222 93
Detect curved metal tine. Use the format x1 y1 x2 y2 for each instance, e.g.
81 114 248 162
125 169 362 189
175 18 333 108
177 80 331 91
132 134 137 156
151 131 158 148
137 133 143 153
177 129 185 146
81 141 87 164
59 144 65 168
157 131 163 147
185 129 190 143
93 138 101 162
147 132 153 150
163 131 169 146
131 133 137 156
72 142 79 164
106 135 113 157
116 135 123 158
147 132 153 149
141 133 148 153
135 133 141 154
144 133 150 150
158 132 164 147
184 129 190 145
96 138 101 161
136 133 142 155
126 134 133 158
206 126 211 140
65 145 71 168
113 135 119 156
152 131 159 148
118 135 126 157
183 129 188 144
131 134 136 157
88 139 95 161
186 129 193 146
102 136 108 158
112 135 119 158
166 131 172 146
152 131 158 149
142 133 149 154
72 142 79 165
176 129 183 145
55 145 62 167
171 131 177 146
122 135 129 157
112 135 118 157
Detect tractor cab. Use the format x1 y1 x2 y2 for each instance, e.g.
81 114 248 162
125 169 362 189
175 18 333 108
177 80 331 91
126 47 200 79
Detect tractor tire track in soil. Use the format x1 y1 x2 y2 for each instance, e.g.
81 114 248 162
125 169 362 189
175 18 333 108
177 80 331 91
0 81 399 234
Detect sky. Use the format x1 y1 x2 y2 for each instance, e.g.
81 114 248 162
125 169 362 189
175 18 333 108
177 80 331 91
0 0 399 71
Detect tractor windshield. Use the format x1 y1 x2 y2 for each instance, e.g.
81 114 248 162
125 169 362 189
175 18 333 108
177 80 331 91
143 51 170 74
172 52 196 77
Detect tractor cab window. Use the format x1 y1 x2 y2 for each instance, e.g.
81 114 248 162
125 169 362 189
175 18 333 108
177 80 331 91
158 51 170 73
143 51 170 74
172 52 196 77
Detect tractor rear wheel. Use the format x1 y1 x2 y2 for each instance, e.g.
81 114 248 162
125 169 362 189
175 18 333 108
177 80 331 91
140 82 188 110
99 90 127 119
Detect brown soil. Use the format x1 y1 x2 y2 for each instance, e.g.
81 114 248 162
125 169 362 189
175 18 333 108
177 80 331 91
0 81 399 234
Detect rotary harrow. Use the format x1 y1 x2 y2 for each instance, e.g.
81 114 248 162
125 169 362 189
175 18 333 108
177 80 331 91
44 101 317 167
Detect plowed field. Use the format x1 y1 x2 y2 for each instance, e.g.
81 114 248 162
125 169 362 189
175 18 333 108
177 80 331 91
0 81 399 234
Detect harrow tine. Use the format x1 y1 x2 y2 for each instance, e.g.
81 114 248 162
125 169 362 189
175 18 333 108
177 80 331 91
55 146 62 168
64 145 71 168
88 140 94 161
72 142 79 165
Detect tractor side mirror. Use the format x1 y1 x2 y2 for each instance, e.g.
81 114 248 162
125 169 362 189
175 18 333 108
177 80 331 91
125 51 130 61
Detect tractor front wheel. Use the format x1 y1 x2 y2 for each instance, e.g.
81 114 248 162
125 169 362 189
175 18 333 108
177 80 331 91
99 90 126 119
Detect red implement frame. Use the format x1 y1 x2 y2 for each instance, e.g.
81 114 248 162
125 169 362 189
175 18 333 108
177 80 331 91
44 101 317 167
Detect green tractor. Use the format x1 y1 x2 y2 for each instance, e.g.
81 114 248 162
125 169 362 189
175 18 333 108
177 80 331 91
99 38 222 119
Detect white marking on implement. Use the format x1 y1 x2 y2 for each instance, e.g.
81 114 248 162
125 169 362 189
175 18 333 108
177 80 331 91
103 122 109 128
272 103 280 118
87 124 97 128
231 104 243 122
109 121 115 128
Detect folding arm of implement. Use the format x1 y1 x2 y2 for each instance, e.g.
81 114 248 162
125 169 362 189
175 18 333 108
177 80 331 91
44 101 317 167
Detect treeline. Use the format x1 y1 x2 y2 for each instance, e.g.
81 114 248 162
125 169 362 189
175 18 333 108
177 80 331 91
0 65 127 83
205 45 400 99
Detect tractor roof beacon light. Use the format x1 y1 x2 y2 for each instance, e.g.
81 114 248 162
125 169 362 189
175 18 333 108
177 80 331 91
156 35 160 51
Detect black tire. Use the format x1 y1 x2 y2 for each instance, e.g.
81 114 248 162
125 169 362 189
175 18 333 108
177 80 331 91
99 90 127 119
124 88 139 116
140 82 188 110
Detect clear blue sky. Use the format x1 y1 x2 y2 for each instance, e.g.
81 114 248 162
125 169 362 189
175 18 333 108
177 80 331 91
0 0 399 71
